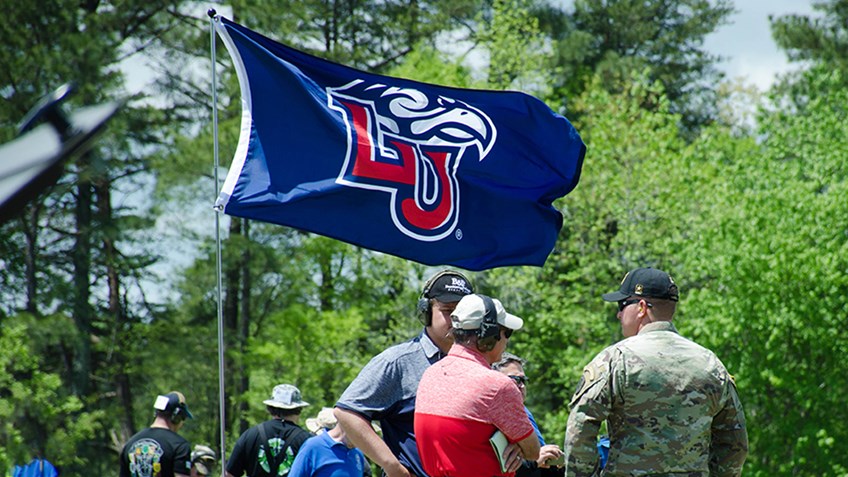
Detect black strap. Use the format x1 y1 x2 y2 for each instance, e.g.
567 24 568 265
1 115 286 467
257 420 293 477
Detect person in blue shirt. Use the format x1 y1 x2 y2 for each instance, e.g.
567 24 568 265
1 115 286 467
493 353 563 477
13 457 58 477
291 407 369 477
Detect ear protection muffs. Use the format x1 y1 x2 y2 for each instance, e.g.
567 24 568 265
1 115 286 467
165 393 186 423
416 270 471 326
476 295 501 352
171 404 185 423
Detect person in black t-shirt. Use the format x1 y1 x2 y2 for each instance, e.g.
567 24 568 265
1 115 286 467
121 391 194 477
226 384 313 477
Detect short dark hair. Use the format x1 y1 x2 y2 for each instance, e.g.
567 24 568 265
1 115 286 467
451 328 476 346
648 298 677 319
452 328 503 352
492 352 526 371
155 409 185 424
267 406 303 419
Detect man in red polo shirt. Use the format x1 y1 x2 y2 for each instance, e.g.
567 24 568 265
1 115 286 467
415 294 540 477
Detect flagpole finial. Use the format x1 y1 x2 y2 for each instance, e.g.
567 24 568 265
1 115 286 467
207 8 217 19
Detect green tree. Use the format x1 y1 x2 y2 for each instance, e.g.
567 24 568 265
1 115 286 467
680 67 848 476
771 0 848 74
476 0 549 91
0 1 190 473
769 0 848 110
537 0 733 131
0 313 104 473
226 0 482 69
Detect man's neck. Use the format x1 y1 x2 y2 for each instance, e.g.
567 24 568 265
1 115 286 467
453 341 495 366
150 416 174 431
424 326 453 355
327 426 353 448
278 415 299 425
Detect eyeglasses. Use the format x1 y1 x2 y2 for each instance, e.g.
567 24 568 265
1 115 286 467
618 298 652 312
501 327 513 339
508 375 528 386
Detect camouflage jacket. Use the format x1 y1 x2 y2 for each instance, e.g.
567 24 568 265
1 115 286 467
563 321 747 477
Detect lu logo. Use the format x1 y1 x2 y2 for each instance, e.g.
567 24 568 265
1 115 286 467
329 80 497 242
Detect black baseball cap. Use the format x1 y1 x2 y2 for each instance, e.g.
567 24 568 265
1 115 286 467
427 272 473 303
602 267 679 302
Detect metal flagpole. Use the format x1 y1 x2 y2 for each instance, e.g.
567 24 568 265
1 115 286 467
208 9 227 477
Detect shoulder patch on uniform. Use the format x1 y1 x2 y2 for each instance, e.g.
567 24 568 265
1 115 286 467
569 362 604 407
583 363 598 384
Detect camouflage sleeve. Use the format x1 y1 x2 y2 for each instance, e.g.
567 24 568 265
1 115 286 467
563 350 613 477
709 374 748 477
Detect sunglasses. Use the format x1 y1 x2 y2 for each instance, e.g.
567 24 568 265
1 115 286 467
508 375 529 386
501 327 513 339
618 298 652 312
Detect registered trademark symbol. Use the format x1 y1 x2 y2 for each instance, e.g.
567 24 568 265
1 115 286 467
455 229 463 240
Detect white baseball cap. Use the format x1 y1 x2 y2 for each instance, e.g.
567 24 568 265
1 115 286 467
451 294 523 331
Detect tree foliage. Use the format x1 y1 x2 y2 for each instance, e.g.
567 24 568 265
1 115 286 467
771 0 848 73
0 314 103 472
537 0 733 131
3 1 848 476
685 67 848 476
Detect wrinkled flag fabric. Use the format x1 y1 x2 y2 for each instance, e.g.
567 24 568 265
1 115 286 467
214 16 586 271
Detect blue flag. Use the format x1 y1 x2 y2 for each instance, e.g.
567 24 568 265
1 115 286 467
214 17 586 271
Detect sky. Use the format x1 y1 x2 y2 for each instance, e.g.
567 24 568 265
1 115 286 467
704 0 817 90
127 1 819 95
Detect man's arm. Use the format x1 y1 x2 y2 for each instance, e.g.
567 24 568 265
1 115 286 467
225 432 247 477
516 432 542 462
493 376 543 473
709 379 748 477
175 440 192 477
563 358 611 477
334 407 410 477
502 435 541 475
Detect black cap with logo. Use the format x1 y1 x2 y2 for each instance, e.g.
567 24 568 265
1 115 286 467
427 272 473 303
602 267 679 302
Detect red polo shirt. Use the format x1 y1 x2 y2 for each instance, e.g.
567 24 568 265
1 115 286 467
415 344 533 477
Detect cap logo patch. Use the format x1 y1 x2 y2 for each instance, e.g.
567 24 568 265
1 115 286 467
445 277 471 295
634 284 644 295
153 395 170 411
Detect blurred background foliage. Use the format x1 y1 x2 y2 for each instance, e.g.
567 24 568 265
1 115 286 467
1 0 846 475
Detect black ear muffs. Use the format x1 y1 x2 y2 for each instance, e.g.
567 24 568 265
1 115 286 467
165 393 187 423
476 295 501 352
171 405 185 424
417 270 470 326
417 297 431 325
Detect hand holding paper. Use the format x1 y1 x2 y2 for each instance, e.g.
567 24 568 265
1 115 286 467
490 430 524 473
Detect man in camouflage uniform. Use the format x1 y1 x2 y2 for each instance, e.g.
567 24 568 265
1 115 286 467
563 268 748 477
